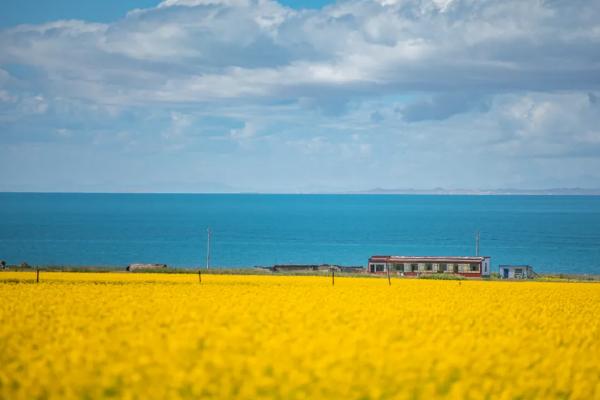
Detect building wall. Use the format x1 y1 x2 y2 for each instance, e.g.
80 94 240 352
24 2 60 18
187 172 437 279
368 260 484 277
482 257 491 277
500 266 532 279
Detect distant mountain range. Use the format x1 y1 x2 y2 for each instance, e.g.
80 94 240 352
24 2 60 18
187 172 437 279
350 187 600 195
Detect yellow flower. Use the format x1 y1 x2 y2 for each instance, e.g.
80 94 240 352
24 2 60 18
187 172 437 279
0 272 598 399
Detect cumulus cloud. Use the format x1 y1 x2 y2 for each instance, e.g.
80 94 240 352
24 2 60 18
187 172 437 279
2 0 598 104
1 0 599 191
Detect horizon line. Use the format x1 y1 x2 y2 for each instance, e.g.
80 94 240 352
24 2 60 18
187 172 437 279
2 189 600 196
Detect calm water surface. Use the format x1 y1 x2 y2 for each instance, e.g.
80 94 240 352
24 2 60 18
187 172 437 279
1 193 599 274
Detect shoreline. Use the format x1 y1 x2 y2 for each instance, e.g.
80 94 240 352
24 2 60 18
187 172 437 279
3 191 600 196
2 265 599 282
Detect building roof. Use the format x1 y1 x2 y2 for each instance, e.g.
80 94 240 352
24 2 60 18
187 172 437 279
369 256 487 263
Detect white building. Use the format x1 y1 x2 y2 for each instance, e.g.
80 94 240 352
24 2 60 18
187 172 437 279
499 265 535 279
368 256 491 277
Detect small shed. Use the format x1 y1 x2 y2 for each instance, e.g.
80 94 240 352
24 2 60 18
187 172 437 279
272 264 319 272
271 264 342 272
126 263 167 272
499 265 535 279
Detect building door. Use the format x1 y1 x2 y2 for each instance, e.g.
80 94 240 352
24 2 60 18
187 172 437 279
503 268 509 279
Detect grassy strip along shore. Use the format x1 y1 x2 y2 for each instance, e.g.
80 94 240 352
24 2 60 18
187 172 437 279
1 263 599 282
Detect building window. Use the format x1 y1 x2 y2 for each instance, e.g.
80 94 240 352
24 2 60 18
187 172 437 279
439 263 447 272
425 263 433 271
393 263 404 272
470 264 479 272
376 264 385 272
411 263 418 272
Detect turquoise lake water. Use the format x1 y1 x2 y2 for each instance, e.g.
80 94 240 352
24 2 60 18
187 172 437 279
1 193 599 274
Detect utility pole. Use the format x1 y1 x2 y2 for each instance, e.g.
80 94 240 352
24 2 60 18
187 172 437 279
475 230 480 256
206 227 211 270
387 264 391 286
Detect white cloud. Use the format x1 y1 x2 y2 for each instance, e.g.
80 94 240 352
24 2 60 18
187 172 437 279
230 121 258 140
17 95 48 115
1 0 600 191
1 0 598 105
163 112 194 140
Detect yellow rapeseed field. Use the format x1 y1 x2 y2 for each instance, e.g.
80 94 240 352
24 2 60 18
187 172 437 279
0 272 599 399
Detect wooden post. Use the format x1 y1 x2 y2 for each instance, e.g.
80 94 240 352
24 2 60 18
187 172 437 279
387 265 391 286
331 268 335 286
36 268 39 283
198 269 202 284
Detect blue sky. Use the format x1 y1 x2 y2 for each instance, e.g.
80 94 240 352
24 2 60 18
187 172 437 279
1 0 599 193
0 0 332 27
0 1 160 27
